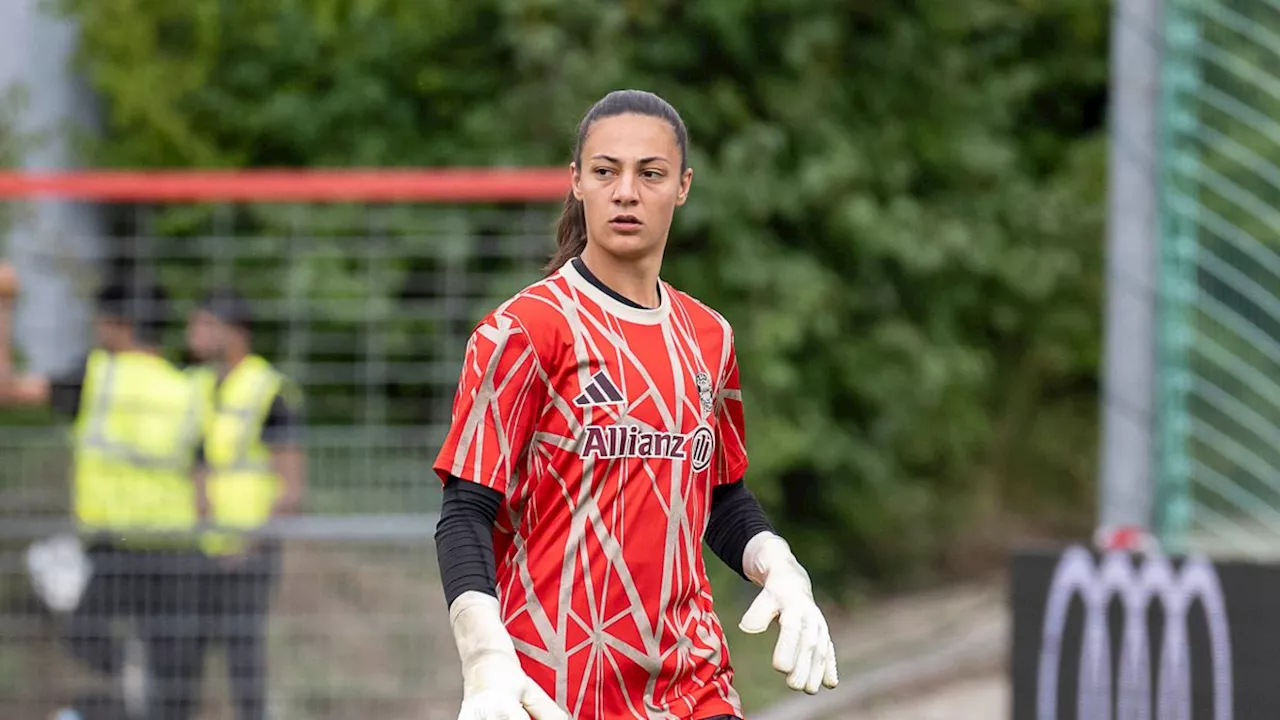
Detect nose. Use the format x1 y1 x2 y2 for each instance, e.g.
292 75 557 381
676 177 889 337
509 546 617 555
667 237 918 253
612 170 639 206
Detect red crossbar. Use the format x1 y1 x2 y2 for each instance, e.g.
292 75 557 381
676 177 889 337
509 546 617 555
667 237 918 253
0 168 571 202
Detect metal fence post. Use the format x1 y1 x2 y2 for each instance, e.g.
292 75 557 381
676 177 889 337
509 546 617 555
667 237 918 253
1098 0 1167 535
1154 0 1202 554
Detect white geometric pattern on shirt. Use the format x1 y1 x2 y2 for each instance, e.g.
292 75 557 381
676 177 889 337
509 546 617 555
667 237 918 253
453 276 744 719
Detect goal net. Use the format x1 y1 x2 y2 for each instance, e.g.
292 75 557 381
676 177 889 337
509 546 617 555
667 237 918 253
0 168 567 719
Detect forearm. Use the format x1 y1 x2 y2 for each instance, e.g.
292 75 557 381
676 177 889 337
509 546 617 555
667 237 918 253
0 299 38 404
193 465 210 522
0 300 49 406
269 446 306 516
705 480 776 581
436 476 502 606
0 296 13 380
436 477 543 701
0 372 50 406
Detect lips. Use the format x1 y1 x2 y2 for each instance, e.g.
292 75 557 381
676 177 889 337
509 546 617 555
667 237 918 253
609 214 642 233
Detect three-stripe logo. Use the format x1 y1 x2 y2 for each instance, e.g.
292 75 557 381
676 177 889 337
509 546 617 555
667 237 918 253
574 371 626 407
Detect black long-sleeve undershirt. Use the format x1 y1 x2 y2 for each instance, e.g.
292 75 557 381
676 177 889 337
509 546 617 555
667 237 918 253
435 478 503 607
705 480 776 577
434 477 775 607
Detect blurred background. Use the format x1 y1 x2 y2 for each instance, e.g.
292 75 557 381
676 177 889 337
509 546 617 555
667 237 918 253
0 0 1275 718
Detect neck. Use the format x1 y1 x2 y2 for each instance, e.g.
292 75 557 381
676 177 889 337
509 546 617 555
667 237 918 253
579 244 662 308
119 343 157 356
220 346 250 377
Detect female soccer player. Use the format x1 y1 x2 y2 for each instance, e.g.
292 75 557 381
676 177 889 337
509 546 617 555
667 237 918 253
433 89 839 720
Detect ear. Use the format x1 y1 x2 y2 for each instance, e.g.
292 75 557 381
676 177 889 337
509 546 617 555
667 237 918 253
570 162 583 201
675 167 693 207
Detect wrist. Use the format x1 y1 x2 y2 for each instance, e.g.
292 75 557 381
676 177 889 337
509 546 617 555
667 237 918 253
461 649 525 694
743 531 811 594
450 590 521 690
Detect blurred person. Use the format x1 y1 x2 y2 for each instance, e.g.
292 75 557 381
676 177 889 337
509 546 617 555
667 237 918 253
0 267 210 720
432 89 838 720
185 288 305 720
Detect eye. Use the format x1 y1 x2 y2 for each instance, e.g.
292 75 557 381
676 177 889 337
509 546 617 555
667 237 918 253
593 167 615 178
641 169 664 179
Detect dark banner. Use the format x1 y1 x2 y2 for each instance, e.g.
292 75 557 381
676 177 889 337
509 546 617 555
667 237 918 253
1010 544 1280 719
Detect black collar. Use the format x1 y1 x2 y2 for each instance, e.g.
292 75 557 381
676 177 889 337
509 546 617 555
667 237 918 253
571 256 661 310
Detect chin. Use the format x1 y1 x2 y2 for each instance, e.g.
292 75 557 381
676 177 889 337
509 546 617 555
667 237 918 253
597 233 663 262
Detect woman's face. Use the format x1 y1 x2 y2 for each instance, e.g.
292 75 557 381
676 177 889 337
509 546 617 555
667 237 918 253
572 113 692 264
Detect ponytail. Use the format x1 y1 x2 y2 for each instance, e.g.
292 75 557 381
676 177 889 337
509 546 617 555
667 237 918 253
545 190 588 275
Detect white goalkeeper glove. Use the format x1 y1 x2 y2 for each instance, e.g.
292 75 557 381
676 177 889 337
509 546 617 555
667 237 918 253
449 591 568 720
738 532 839 694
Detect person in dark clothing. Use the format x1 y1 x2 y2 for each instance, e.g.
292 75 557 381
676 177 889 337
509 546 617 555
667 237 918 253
185 288 305 720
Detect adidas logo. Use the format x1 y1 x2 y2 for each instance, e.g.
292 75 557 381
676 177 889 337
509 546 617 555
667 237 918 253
574 371 625 407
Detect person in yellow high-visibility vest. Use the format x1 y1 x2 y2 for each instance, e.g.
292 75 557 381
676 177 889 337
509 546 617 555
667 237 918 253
185 287 305 720
0 269 211 720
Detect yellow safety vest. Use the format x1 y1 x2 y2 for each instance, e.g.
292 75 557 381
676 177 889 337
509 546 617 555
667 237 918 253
195 355 291 556
73 350 205 546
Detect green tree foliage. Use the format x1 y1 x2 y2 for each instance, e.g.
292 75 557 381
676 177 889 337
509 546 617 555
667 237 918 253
60 0 1110 591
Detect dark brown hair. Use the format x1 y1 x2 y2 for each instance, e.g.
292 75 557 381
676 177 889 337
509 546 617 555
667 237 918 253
545 90 689 274
96 276 169 345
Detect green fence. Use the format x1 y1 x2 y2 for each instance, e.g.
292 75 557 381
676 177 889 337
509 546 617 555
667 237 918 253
1156 0 1280 555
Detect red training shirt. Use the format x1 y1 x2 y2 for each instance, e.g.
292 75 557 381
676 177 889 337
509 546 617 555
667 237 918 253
435 259 749 720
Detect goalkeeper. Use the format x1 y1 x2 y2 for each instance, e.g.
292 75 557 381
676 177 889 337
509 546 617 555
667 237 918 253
432 89 838 720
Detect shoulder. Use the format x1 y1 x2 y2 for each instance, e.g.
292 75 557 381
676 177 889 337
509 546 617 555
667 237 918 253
237 357 300 408
665 284 735 342
472 275 575 359
260 360 302 406
665 284 740 381
184 363 218 387
127 355 196 396
83 349 109 376
156 356 196 385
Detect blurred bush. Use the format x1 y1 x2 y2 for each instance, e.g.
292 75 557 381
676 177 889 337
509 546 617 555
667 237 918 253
58 0 1109 593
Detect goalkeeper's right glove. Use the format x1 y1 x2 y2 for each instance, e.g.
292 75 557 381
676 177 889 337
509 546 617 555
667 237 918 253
449 590 569 720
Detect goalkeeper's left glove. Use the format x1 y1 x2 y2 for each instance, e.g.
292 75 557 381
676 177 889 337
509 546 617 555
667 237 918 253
738 531 840 694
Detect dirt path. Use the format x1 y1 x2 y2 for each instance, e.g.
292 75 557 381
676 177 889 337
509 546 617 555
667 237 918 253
750 579 1008 720
852 674 1008 719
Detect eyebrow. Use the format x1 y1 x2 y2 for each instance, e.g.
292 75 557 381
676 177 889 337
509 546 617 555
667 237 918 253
590 154 670 165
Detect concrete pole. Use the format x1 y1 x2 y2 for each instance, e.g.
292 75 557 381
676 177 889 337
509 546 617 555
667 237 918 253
1097 0 1165 533
0 0 101 376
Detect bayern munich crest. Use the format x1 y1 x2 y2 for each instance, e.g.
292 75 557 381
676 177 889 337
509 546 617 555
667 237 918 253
695 371 714 417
